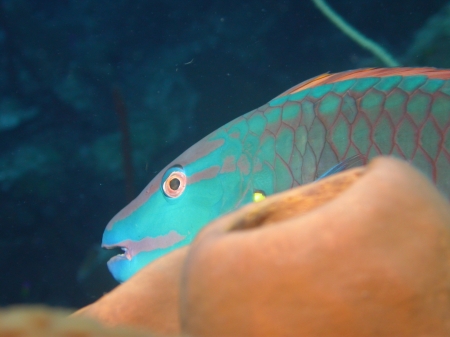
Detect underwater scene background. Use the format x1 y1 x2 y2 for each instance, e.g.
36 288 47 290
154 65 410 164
1 0 449 308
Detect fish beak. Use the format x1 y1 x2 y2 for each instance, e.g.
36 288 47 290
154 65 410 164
102 243 132 261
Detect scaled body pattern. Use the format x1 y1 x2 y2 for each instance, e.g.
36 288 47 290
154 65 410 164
103 68 450 282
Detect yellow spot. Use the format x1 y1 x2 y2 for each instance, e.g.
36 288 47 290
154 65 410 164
253 191 266 202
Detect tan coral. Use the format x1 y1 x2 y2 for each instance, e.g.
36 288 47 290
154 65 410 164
0 306 151 337
180 156 450 337
72 246 187 336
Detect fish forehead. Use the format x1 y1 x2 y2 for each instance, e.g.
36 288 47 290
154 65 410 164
106 130 226 230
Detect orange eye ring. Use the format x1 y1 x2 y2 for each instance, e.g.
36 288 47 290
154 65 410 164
163 170 187 198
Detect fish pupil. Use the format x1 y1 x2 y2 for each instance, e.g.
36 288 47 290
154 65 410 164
169 178 180 190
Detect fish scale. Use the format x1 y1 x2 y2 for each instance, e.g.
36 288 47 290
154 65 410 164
102 68 450 283
236 72 450 192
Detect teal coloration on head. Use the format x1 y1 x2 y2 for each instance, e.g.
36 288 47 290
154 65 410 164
102 127 255 282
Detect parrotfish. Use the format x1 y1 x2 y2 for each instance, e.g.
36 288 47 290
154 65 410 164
103 67 450 282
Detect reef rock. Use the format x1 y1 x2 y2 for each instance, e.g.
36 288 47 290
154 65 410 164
72 247 187 335
0 306 150 337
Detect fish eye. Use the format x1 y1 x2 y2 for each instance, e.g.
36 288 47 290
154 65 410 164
162 166 186 198
169 178 180 190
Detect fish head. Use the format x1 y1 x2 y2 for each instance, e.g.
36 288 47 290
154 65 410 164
102 132 228 282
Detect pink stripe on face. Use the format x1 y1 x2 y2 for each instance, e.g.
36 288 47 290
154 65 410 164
177 138 225 166
103 230 185 260
106 136 225 229
221 155 236 173
238 154 250 175
189 165 221 184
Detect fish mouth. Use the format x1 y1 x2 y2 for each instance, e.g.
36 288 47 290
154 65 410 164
102 231 187 265
102 244 133 262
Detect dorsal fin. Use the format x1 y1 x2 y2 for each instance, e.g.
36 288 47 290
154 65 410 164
278 67 450 98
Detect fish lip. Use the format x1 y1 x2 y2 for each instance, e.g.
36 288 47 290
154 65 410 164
102 243 133 261
101 231 187 266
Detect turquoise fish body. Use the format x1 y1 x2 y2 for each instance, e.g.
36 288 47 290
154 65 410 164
103 68 450 282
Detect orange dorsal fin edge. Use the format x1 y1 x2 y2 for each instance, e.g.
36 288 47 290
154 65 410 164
278 67 450 98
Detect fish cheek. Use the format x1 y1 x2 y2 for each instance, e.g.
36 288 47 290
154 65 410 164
183 179 224 225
